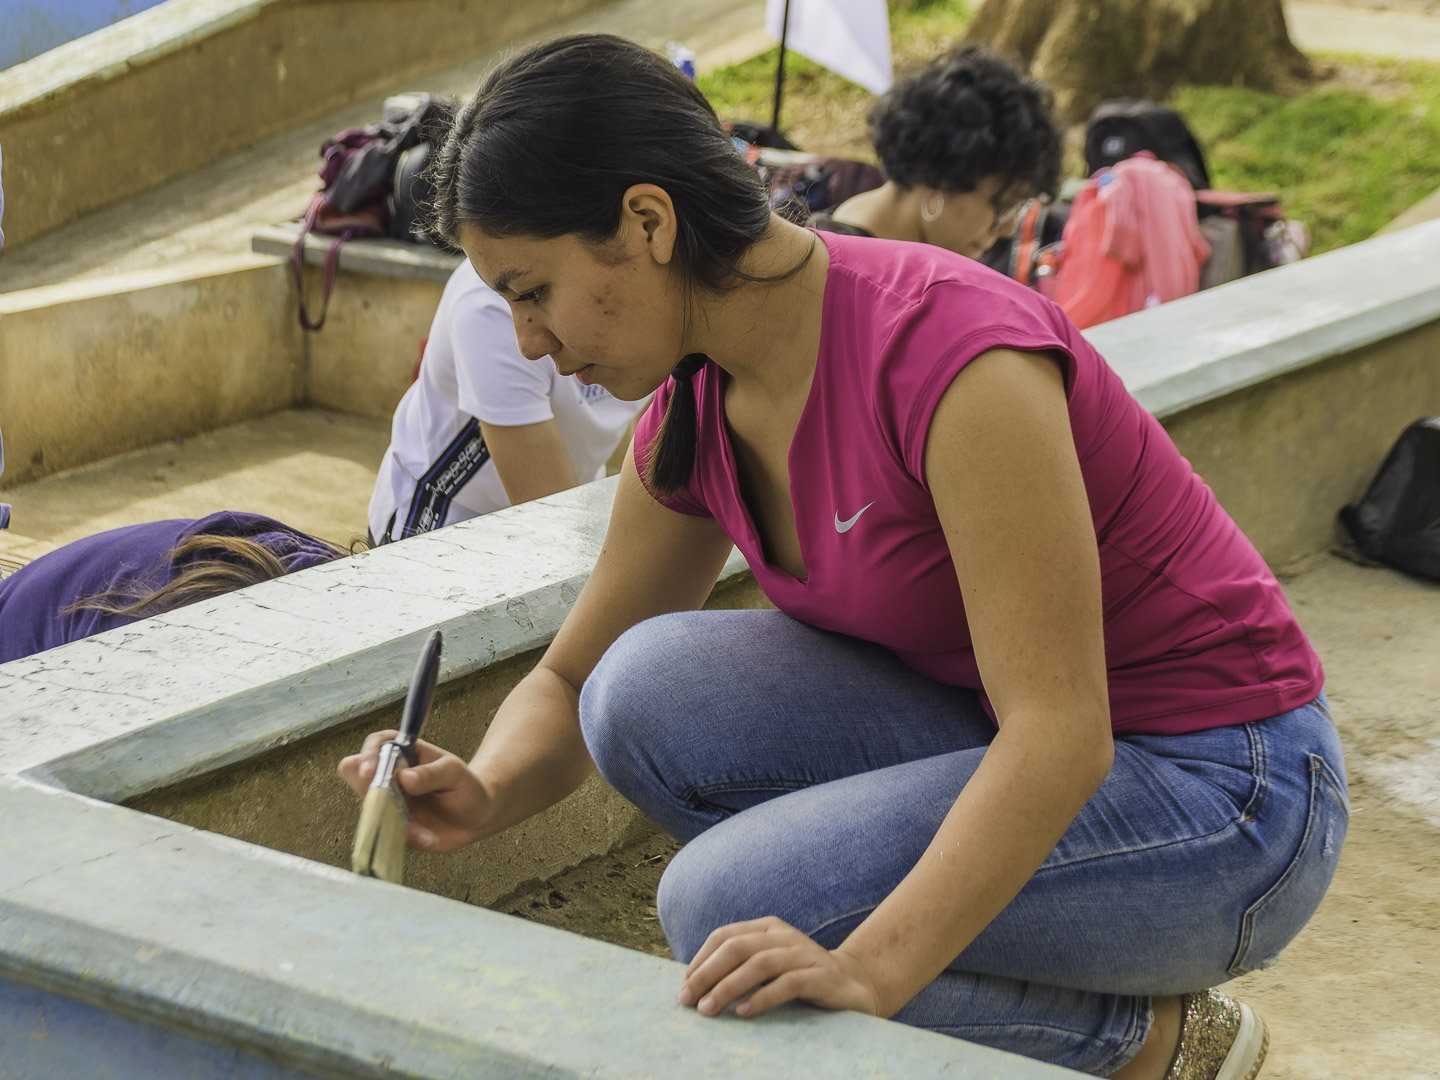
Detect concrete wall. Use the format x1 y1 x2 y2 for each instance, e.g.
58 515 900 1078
1086 217 1440 571
129 573 769 907
0 253 301 489
0 0 609 248
0 238 448 488
302 269 445 420
1164 321 1440 570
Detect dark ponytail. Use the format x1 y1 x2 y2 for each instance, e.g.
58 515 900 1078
645 353 709 496
427 33 811 496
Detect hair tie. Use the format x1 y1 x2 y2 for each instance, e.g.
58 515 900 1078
673 353 709 380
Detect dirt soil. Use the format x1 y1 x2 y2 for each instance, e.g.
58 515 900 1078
497 831 682 960
496 553 1440 1079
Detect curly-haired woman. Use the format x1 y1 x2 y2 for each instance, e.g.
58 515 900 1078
817 44 1062 261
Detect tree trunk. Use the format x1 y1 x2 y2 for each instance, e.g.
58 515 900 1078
964 0 1312 123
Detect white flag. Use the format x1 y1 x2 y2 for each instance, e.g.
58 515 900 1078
767 0 893 95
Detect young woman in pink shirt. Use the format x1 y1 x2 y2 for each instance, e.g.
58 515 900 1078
340 35 1346 1080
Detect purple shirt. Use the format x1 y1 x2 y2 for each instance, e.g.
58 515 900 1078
0 512 338 664
635 231 1323 735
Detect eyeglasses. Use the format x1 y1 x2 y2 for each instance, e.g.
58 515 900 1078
991 189 1040 234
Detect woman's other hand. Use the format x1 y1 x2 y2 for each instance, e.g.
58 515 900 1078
338 731 490 852
678 916 882 1020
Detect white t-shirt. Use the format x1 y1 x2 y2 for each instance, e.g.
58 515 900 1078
369 261 646 542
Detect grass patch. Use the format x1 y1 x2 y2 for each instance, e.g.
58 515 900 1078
1171 59 1440 252
697 2 1440 253
697 0 975 160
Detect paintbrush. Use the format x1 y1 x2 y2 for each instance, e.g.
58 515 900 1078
351 628 443 884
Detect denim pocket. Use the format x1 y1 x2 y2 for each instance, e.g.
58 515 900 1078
1228 753 1350 976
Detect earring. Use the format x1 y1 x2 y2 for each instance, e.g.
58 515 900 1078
921 190 945 222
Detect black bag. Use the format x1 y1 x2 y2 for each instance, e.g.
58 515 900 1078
724 120 801 151
1085 99 1211 191
291 93 456 330
1340 417 1440 582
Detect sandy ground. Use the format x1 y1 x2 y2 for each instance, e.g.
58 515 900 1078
0 408 389 556
503 553 1440 1080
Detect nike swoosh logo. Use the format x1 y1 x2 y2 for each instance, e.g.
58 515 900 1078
834 502 875 533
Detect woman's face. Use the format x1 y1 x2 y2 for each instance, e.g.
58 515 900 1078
458 196 687 402
919 175 1026 261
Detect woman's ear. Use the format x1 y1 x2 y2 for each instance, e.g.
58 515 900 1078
618 184 678 266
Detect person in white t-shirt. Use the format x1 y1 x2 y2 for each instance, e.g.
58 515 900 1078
368 260 647 543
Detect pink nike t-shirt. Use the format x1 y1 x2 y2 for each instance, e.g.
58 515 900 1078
634 231 1322 736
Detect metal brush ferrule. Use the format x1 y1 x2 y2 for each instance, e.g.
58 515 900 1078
369 740 407 794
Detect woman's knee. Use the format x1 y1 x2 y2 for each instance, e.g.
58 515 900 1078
578 613 686 784
656 827 760 962
580 609 797 783
655 804 865 962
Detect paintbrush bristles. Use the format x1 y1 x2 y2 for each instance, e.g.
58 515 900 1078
352 786 408 884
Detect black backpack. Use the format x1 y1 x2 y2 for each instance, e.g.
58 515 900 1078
1341 417 1440 582
291 93 456 330
1085 99 1212 192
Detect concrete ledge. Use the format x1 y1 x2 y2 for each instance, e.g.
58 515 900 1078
0 253 303 488
0 774 1064 1078
1087 218 1440 421
0 478 763 908
0 0 610 247
253 223 464 286
0 0 268 115
0 477 637 788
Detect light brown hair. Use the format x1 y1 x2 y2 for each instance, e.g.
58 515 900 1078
67 532 349 620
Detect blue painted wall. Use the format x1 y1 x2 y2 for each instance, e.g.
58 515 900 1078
0 976 329 1079
1 0 171 71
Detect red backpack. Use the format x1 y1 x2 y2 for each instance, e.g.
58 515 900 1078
1043 153 1211 329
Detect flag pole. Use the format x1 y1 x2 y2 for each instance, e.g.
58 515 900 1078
771 0 792 133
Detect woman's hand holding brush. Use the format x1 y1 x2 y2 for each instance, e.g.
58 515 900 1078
340 733 492 853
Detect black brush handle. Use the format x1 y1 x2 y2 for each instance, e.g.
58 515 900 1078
395 629 442 766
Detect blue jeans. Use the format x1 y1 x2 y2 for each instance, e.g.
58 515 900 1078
579 611 1349 1075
